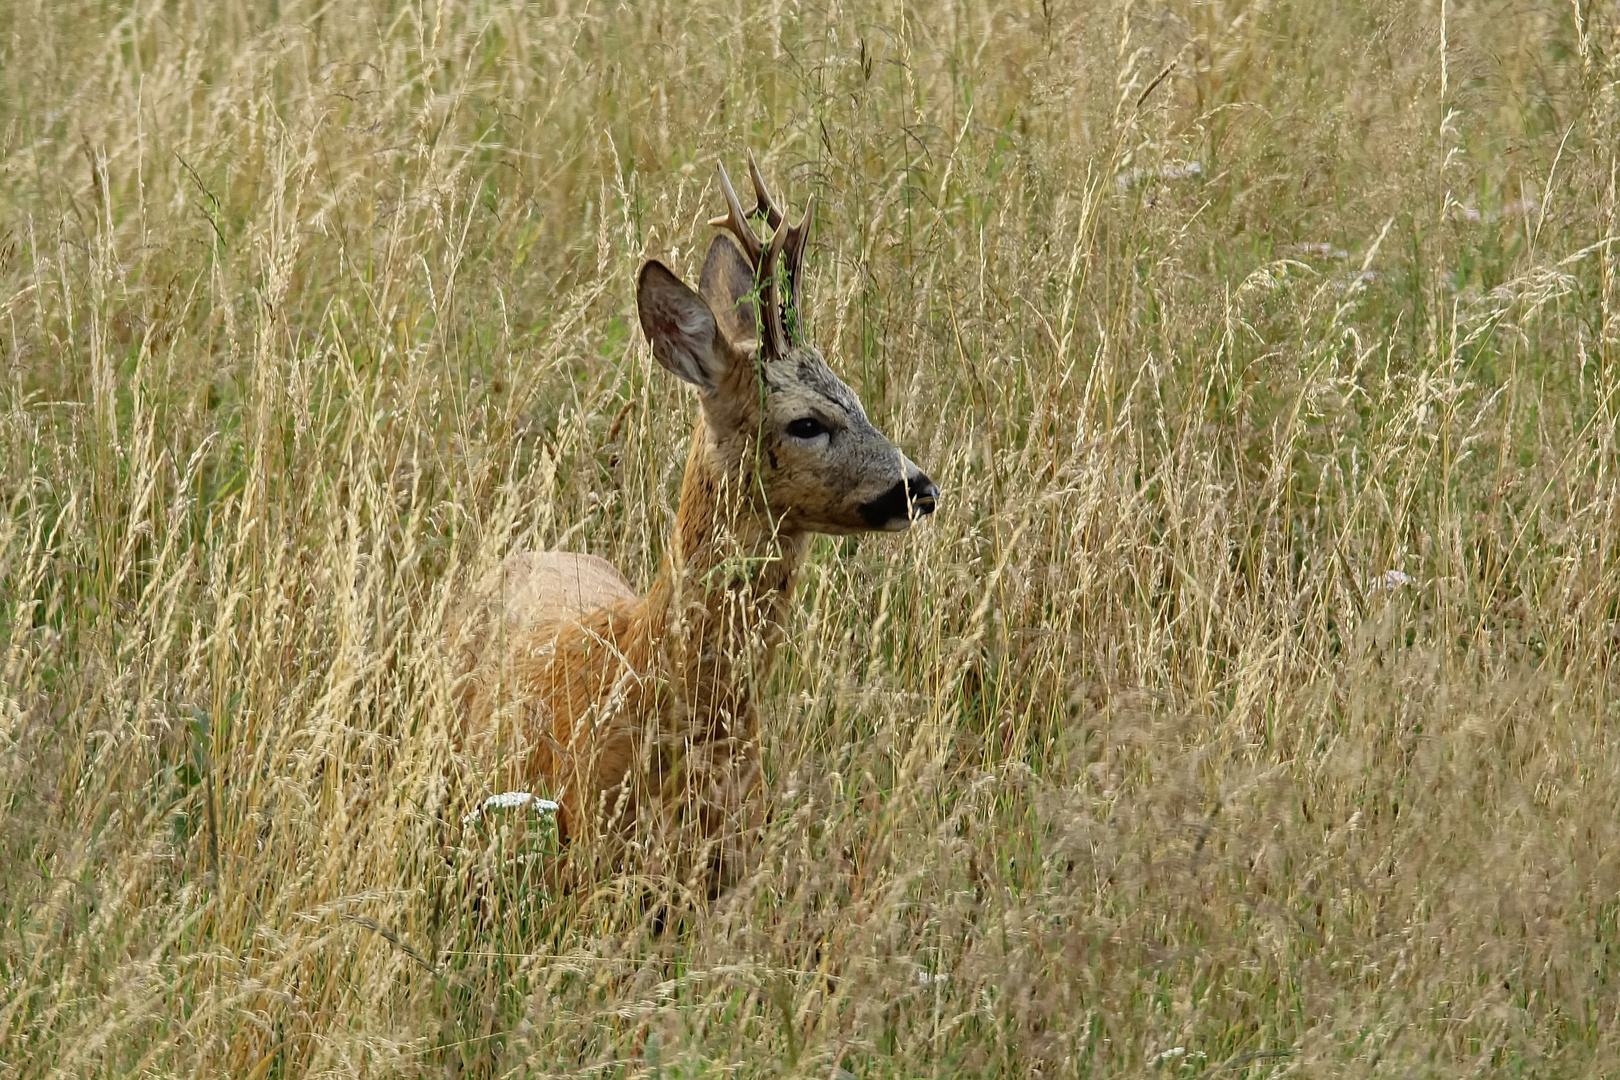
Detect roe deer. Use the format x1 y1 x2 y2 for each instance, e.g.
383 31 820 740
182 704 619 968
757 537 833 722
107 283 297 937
452 154 938 884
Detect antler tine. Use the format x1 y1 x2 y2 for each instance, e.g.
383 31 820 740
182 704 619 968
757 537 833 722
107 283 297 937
781 194 814 342
760 216 792 358
746 150 785 229
708 161 764 267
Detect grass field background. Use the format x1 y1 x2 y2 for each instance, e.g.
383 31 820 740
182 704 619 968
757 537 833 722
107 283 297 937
4 0 1620 1075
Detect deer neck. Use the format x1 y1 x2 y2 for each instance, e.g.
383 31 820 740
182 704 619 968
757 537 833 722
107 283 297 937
642 417 805 695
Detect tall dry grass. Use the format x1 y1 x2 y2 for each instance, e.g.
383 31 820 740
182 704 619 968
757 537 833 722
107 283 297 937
3 0 1620 1075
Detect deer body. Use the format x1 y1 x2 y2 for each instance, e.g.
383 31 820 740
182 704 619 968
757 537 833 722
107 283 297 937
454 157 936 881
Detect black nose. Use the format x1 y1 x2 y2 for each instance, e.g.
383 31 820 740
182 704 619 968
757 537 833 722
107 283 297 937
908 474 939 516
857 473 942 530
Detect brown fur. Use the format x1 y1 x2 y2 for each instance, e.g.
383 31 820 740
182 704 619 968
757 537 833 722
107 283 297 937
453 174 936 885
455 426 801 881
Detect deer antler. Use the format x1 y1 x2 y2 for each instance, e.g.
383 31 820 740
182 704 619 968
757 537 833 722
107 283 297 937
747 151 785 229
709 161 764 268
760 216 791 358
710 155 814 356
781 194 813 339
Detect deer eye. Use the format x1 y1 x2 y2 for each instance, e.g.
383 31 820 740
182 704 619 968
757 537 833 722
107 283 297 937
786 417 829 440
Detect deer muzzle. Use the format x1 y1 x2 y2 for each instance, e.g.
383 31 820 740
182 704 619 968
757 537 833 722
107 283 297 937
859 461 940 531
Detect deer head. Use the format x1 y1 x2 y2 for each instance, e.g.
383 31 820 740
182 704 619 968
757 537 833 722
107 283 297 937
635 154 938 537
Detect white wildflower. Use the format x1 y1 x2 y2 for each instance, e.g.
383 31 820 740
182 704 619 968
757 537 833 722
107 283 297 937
1333 269 1378 293
1372 569 1415 591
1115 161 1204 192
463 791 562 827
1293 242 1349 259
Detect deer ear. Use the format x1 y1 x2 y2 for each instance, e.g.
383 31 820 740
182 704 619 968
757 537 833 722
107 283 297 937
637 261 727 393
698 234 759 346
